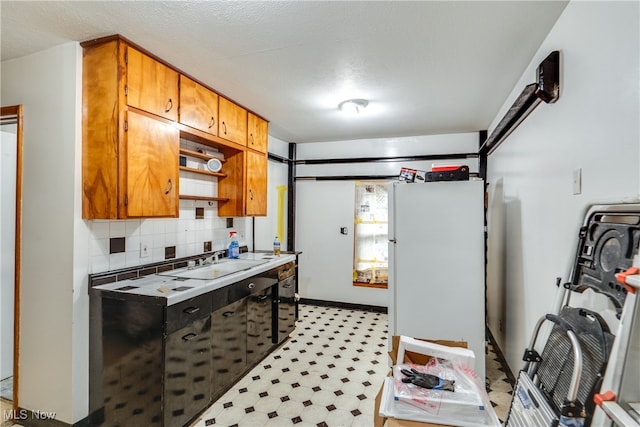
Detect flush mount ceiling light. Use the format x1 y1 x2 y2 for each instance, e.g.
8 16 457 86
338 99 369 114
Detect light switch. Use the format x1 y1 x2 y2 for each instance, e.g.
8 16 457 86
573 168 582 195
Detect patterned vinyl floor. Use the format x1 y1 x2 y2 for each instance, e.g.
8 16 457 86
190 304 514 427
2 304 514 427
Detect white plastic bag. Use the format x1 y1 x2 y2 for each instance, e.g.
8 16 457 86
385 357 501 427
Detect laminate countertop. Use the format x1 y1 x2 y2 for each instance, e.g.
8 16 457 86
92 252 296 305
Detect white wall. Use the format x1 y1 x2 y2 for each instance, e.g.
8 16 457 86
1 43 87 423
296 133 480 178
254 136 290 251
295 133 479 307
486 1 640 372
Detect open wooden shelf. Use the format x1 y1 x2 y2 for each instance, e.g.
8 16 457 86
179 166 226 177
179 195 229 202
179 148 227 162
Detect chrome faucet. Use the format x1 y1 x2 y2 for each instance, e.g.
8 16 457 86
197 251 224 266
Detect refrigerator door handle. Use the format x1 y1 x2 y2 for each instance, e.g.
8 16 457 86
389 239 397 243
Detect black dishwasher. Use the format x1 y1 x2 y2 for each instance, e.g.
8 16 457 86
273 262 297 344
164 294 212 427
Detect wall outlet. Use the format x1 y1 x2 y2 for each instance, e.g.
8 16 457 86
140 241 150 258
573 168 582 195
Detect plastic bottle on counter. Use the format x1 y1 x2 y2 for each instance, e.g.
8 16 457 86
273 236 281 256
228 231 240 259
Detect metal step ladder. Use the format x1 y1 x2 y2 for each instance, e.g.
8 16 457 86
593 262 640 427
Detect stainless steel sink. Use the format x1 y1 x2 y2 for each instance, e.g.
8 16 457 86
159 258 268 280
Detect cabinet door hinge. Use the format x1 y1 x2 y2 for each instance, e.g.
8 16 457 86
124 195 128 206
124 120 128 131
124 85 128 97
124 48 128 65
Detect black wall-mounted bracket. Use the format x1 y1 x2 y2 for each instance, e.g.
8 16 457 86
480 50 560 156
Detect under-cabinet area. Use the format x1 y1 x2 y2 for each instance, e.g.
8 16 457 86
89 255 297 427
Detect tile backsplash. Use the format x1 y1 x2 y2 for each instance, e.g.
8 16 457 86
88 137 249 274
88 205 249 274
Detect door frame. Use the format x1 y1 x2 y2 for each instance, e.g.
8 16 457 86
1 105 23 411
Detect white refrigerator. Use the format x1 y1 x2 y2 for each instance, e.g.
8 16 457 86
388 179 486 379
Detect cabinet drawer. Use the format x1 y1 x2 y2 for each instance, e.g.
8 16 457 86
279 276 296 298
166 294 212 333
211 286 229 313
278 262 296 281
229 276 275 302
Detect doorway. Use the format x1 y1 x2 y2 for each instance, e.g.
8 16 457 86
0 105 23 421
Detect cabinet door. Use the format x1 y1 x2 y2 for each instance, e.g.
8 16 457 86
218 97 247 146
246 288 273 365
211 298 247 400
164 316 212 427
274 278 296 344
247 113 268 153
125 110 179 217
126 47 179 121
82 39 121 220
246 151 267 216
179 75 219 136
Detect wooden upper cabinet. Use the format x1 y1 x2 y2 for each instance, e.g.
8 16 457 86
179 75 219 136
125 110 179 217
245 150 267 216
247 113 268 153
218 97 247 146
82 39 122 219
82 35 269 219
126 47 179 121
82 37 180 219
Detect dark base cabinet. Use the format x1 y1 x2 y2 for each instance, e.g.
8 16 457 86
90 263 298 427
165 294 213 426
247 287 273 366
89 295 165 426
211 298 247 400
274 276 296 343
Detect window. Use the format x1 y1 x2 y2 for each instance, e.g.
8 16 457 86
353 181 389 288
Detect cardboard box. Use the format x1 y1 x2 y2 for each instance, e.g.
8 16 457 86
373 336 468 427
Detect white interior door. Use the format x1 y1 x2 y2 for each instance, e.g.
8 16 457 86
295 181 355 301
1 124 17 383
295 181 388 306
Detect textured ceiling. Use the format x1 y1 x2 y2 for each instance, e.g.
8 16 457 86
1 1 568 143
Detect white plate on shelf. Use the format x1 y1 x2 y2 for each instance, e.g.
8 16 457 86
206 158 222 172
